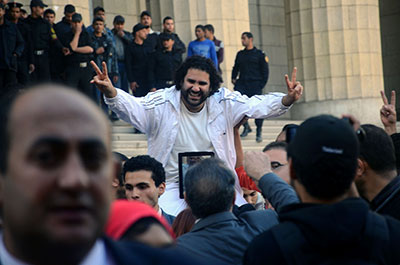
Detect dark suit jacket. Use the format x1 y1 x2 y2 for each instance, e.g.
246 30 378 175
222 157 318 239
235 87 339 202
161 209 176 225
176 210 279 265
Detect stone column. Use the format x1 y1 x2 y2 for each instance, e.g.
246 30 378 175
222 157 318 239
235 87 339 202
285 0 384 123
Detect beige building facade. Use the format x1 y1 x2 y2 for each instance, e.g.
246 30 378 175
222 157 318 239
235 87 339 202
18 0 399 123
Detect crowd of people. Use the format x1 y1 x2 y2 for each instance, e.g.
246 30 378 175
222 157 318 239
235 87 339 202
1 0 400 265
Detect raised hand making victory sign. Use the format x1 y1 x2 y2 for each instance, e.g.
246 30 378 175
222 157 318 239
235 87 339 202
282 67 303 106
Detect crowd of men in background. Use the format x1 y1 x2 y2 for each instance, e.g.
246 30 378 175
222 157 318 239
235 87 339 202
1 0 271 142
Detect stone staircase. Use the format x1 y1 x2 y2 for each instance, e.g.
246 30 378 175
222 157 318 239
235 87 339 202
112 119 303 157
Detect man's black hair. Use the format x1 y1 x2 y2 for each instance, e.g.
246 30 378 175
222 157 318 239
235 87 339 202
0 89 21 175
162 16 173 24
204 24 214 34
195 24 205 31
122 155 165 187
174 55 222 96
140 10 151 18
93 6 104 16
291 154 357 200
92 16 104 25
359 124 396 174
184 158 235 218
113 15 124 24
44 8 55 16
242 32 253 39
263 141 287 153
64 4 75 14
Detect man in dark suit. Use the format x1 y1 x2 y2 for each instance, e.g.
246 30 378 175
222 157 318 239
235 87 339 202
0 86 205 265
123 155 176 225
176 158 298 264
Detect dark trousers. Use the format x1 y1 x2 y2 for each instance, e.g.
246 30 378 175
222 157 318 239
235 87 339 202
17 60 29 86
65 64 95 101
116 62 129 93
31 54 51 83
0 69 18 99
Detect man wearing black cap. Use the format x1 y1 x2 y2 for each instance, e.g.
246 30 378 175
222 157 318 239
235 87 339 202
25 0 62 83
0 2 24 92
149 33 182 91
244 115 400 265
112 15 133 93
64 13 95 100
161 16 185 55
140 11 159 53
125 23 151 97
6 1 34 86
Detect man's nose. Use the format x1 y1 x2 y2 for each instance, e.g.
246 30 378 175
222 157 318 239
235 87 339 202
58 152 90 190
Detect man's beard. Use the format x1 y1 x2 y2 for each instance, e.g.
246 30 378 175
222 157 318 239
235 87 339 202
181 87 209 110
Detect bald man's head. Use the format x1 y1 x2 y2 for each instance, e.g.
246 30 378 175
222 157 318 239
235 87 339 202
0 85 115 265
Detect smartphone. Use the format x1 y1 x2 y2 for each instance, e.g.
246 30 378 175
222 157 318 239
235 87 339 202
178 151 215 199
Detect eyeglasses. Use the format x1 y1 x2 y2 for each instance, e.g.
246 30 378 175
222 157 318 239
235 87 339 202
271 161 288 170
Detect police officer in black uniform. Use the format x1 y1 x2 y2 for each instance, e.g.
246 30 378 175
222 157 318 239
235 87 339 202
6 1 34 86
126 23 151 97
64 13 95 100
148 33 182 90
25 0 56 83
0 2 24 96
232 32 269 143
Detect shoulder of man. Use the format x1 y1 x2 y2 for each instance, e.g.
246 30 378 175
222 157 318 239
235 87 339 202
213 87 247 104
139 87 176 110
257 49 269 63
105 238 209 265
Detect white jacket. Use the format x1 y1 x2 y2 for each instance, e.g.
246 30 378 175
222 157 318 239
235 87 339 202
105 86 290 200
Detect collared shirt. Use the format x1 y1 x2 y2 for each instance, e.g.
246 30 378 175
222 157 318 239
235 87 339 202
0 233 114 265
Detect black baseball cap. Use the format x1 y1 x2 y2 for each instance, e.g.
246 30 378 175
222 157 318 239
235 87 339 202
71 13 82 22
30 0 48 8
132 23 149 34
7 2 23 9
287 115 359 168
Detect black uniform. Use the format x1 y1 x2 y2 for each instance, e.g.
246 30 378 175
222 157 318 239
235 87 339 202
15 20 34 86
157 31 186 55
232 47 269 139
143 31 159 53
0 19 24 96
148 49 182 89
64 29 94 100
125 42 151 97
25 15 57 83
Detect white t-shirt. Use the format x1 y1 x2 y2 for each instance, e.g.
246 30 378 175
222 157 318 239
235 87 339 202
164 102 215 184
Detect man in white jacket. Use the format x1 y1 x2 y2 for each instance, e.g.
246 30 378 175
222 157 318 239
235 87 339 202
91 55 303 215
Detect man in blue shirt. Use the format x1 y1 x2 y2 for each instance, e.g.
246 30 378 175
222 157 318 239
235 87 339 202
187 25 218 68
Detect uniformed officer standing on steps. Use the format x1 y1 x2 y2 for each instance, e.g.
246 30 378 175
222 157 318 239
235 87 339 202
232 32 269 143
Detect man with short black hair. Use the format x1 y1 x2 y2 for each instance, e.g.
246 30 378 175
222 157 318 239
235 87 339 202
187 25 218 67
177 158 296 264
112 15 133 93
125 23 151 96
149 32 182 91
355 124 400 220
161 16 185 55
204 24 223 73
140 10 159 53
123 155 175 225
232 32 269 142
244 115 400 265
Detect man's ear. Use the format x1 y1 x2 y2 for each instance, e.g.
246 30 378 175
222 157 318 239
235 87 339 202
355 158 366 181
157 182 166 197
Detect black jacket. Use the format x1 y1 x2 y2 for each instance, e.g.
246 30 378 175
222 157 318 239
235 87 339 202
125 41 151 95
244 198 400 265
148 49 182 88
232 47 269 84
158 31 186 54
25 16 52 51
0 19 24 71
16 20 33 64
370 175 400 221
